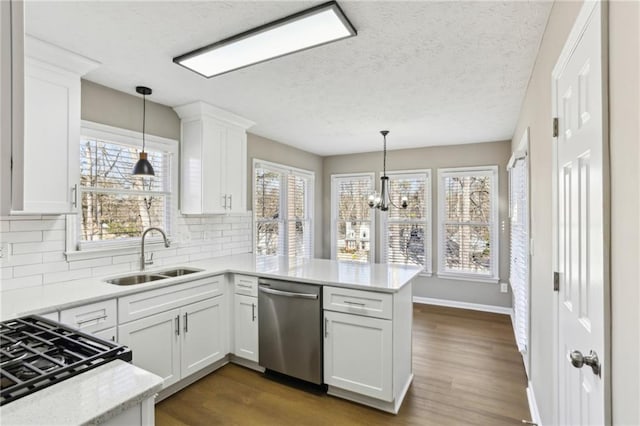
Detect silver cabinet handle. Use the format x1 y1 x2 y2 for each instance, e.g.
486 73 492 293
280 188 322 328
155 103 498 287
237 283 253 289
175 315 180 336
222 195 227 209
228 194 232 210
184 312 188 333
252 303 256 321
343 301 366 307
76 314 107 325
72 184 78 208
324 317 329 338
259 286 318 299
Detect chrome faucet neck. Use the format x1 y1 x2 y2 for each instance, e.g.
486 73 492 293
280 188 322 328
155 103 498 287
140 227 170 271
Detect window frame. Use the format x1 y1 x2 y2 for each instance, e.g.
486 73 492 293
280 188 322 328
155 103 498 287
252 159 314 258
65 121 179 259
330 172 375 263
436 165 499 283
379 169 432 275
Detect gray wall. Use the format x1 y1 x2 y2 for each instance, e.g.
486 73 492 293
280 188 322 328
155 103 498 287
510 1 640 424
323 140 512 307
81 80 180 140
246 133 324 257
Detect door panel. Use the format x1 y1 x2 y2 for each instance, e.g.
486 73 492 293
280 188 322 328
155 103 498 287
234 294 258 362
181 296 226 377
555 2 607 424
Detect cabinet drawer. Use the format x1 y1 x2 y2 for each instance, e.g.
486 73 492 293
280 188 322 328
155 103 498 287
234 274 258 297
60 299 117 333
323 287 393 320
119 276 225 323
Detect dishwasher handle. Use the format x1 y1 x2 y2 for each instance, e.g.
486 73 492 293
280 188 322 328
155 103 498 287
259 285 318 300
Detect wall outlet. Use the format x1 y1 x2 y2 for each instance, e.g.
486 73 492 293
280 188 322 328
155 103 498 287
500 282 509 293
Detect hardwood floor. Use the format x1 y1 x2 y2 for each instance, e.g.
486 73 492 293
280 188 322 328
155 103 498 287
156 304 529 425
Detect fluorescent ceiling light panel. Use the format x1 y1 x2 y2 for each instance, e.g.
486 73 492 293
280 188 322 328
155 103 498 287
173 1 357 78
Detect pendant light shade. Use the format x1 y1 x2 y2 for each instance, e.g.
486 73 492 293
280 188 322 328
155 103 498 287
132 86 155 176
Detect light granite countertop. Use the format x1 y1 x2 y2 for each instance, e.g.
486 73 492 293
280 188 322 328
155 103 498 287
0 360 163 425
1 254 422 321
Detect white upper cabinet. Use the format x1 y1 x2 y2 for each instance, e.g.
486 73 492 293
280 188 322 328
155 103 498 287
173 101 254 215
12 36 99 215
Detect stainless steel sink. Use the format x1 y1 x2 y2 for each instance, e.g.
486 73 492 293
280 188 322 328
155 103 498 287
158 267 202 277
105 267 203 285
106 274 167 286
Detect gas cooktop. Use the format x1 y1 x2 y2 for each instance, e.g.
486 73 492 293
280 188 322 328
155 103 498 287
0 315 132 405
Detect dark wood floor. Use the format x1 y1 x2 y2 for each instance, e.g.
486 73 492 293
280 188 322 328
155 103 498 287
156 304 529 425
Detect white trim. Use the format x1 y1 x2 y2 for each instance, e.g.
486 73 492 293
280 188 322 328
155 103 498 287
173 101 255 130
330 173 376 262
435 272 499 284
25 35 100 76
379 169 432 274
412 296 512 316
526 383 543 426
81 120 178 150
436 165 500 281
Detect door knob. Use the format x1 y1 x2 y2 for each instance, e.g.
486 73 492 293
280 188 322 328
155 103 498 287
569 350 601 376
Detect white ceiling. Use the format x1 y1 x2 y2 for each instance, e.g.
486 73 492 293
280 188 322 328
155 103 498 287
25 1 552 156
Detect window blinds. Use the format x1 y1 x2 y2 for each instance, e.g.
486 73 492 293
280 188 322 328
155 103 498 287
254 162 313 258
332 175 374 263
509 157 529 374
79 138 171 243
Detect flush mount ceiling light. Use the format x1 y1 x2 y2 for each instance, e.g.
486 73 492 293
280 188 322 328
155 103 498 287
368 131 408 212
132 86 155 176
173 1 357 78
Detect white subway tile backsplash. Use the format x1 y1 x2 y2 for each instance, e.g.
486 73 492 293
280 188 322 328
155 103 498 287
0 213 252 291
0 231 43 243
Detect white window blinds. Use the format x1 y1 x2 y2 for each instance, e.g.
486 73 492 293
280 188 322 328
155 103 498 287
254 161 313 257
79 137 172 246
381 171 431 272
509 156 529 370
331 174 374 263
437 166 499 281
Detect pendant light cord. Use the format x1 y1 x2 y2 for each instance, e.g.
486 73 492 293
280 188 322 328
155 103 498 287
382 133 387 177
142 93 146 153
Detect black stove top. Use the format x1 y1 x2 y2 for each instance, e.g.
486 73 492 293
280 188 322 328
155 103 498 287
0 315 132 406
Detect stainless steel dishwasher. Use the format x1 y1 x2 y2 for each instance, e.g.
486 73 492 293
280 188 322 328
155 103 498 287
258 278 323 385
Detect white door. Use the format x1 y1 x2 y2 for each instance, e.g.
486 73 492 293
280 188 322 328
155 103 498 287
118 309 181 388
224 125 247 213
554 2 608 424
324 311 393 401
181 296 226 377
234 294 258 362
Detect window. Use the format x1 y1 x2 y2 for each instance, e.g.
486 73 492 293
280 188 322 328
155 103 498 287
253 160 313 257
331 173 374 263
74 122 177 251
437 166 499 282
509 151 529 373
381 170 432 273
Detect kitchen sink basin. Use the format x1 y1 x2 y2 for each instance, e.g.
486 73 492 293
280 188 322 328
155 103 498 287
105 267 203 286
157 267 203 277
106 274 167 286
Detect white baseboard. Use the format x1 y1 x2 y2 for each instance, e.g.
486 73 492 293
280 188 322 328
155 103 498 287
413 296 513 316
526 383 542 426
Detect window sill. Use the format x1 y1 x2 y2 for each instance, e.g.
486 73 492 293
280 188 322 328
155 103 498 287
65 241 167 262
436 272 499 284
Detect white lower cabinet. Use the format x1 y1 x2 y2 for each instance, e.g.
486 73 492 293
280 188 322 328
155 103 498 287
233 294 258 362
93 326 117 343
323 310 393 401
118 294 226 389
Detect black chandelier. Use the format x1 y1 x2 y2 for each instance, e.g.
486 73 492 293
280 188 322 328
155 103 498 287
367 130 408 211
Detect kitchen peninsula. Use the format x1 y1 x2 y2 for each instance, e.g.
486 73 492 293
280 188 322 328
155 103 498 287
1 254 421 415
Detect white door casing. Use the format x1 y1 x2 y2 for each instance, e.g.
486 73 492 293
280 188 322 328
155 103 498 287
553 1 610 425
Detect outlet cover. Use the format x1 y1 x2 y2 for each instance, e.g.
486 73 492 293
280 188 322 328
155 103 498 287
500 282 508 293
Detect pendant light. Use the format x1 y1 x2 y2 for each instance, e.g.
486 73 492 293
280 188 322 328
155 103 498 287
367 130 408 211
132 86 155 176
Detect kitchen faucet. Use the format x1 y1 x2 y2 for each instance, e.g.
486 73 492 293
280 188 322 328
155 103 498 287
141 227 170 271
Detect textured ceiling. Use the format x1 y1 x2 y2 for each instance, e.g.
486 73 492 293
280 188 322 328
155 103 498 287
24 1 552 156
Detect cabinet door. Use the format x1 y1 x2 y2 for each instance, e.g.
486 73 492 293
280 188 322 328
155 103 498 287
224 126 246 213
181 295 226 377
324 311 393 401
118 309 181 388
234 294 258 362
201 119 226 214
92 326 117 343
20 57 79 213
